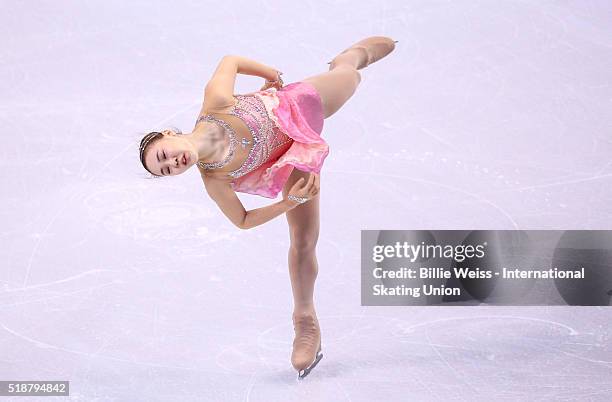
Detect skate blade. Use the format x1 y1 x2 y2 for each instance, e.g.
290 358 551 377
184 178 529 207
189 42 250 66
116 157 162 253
297 350 324 380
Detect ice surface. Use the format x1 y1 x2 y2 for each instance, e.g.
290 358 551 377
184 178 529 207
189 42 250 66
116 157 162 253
1 0 611 401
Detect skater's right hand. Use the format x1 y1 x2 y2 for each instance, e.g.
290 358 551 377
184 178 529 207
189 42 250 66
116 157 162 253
286 173 319 206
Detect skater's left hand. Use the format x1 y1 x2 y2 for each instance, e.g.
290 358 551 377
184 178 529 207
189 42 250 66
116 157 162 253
260 71 284 91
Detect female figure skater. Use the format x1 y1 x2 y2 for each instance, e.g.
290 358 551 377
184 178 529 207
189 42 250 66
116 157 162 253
138 36 397 379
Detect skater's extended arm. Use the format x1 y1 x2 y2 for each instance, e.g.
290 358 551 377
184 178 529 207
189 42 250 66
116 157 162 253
202 56 239 112
231 55 280 82
203 55 280 110
201 174 296 230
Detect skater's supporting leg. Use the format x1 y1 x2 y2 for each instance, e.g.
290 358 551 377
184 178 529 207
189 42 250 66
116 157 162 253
283 168 323 376
283 168 320 316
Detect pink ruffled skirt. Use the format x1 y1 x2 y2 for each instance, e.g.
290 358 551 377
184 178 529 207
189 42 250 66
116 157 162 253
229 81 329 199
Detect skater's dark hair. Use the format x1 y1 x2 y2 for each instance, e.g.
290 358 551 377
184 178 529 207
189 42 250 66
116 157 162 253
139 131 164 176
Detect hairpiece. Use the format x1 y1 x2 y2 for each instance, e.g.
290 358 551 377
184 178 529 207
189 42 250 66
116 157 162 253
139 132 160 161
138 131 164 177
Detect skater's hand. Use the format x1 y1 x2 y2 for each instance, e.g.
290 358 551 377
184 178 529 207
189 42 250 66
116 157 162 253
286 173 319 206
260 79 283 91
260 71 284 91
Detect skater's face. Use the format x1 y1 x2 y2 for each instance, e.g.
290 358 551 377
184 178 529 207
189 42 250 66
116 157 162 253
143 130 197 176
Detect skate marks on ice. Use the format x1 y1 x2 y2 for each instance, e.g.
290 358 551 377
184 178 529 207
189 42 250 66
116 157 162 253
213 312 612 399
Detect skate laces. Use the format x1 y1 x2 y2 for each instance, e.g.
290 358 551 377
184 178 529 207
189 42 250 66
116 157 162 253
293 314 319 348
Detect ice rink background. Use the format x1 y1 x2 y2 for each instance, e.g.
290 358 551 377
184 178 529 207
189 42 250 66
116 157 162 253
1 0 611 400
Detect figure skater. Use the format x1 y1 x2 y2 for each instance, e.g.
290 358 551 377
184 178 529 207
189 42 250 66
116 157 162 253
138 36 397 379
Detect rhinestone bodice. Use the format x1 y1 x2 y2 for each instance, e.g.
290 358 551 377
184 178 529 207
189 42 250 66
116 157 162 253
196 94 293 179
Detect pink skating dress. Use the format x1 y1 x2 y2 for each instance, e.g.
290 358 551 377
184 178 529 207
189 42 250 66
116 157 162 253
196 81 329 199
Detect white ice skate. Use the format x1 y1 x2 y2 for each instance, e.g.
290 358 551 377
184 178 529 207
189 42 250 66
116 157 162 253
297 343 323 380
291 312 323 380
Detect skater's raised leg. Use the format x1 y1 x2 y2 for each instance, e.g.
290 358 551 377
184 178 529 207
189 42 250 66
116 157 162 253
301 64 362 119
301 36 398 119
